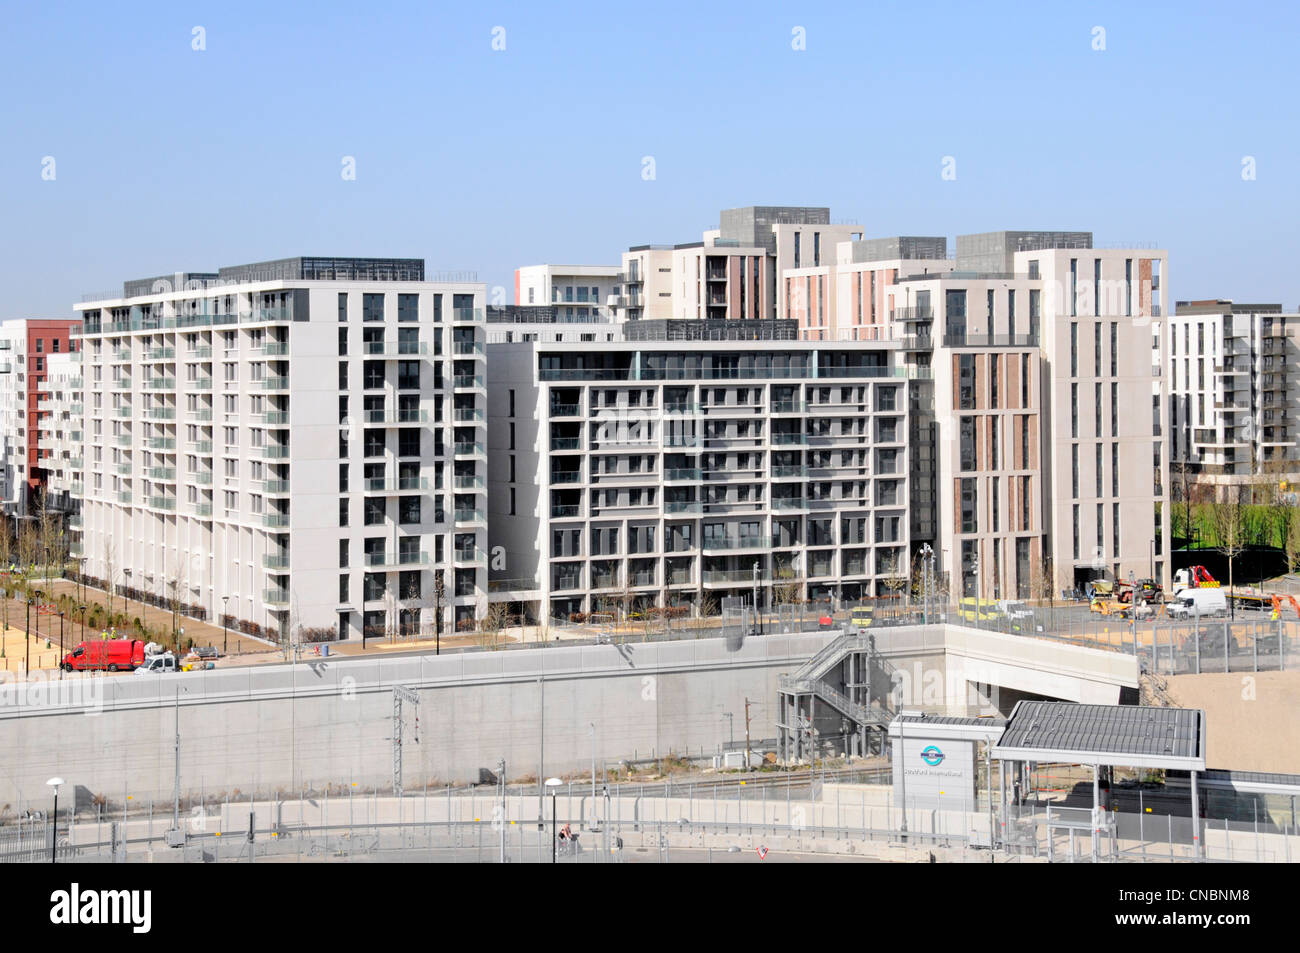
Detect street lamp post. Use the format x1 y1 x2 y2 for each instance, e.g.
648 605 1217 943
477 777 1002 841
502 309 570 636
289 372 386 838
221 595 230 654
78 604 86 649
46 777 64 863
545 777 562 862
25 594 34 675
752 561 760 637
57 611 64 680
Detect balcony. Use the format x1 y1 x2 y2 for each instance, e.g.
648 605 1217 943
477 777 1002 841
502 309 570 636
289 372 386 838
111 378 133 390
453 309 484 323
191 377 213 389
263 554 290 570
454 374 485 389
187 408 212 422
772 498 807 511
261 376 289 390
263 513 290 528
194 504 212 518
771 466 808 479
116 463 132 476
115 435 132 447
146 466 176 481
664 468 701 481
144 347 174 361
195 472 213 485
259 342 289 356
147 496 176 511
192 346 213 359
664 501 702 514
363 341 428 356
454 441 485 456
550 437 581 451
147 407 176 421
146 437 176 451
771 400 806 414
703 569 770 585
663 403 700 416
364 551 430 569
262 411 290 425
453 547 483 563
550 504 582 519
702 536 773 552
454 508 486 523
771 433 807 445
262 479 290 494
192 440 213 454
363 477 429 492
145 377 176 390
363 409 428 425
454 475 484 490
550 403 581 417
263 589 290 607
114 406 132 419
454 408 484 423
454 341 485 356
262 445 290 459
116 490 132 504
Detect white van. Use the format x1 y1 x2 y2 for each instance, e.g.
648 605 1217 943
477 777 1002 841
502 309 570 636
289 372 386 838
134 653 178 675
1168 588 1227 619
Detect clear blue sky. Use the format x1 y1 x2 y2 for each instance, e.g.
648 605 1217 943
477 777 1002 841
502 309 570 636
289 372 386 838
2 0 1297 317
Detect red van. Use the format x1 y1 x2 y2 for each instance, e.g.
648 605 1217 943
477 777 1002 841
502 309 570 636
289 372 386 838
62 639 146 672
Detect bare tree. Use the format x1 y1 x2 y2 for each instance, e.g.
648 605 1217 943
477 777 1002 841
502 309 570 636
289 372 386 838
0 513 11 631
17 521 38 598
36 500 62 595
166 559 188 651
479 602 511 651
1210 485 1248 619
772 568 804 607
102 539 117 618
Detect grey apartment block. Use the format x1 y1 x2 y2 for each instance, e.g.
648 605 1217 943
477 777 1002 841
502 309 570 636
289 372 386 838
955 231 1093 274
720 205 831 251
73 258 487 641
486 338 913 621
851 236 948 264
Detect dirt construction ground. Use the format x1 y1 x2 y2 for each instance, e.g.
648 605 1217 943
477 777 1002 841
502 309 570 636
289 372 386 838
1166 670 1300 773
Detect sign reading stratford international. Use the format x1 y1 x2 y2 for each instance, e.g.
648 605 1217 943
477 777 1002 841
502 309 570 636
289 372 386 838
892 736 977 811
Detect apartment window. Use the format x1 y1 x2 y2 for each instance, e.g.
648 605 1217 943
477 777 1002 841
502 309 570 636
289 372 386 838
1111 382 1118 437
959 417 976 471
991 476 1000 532
1070 323 1078 377
1029 289 1041 341
1124 259 1132 316
1070 258 1078 316
957 354 975 409
508 389 515 417
1112 442 1120 497
1072 444 1079 498
1007 289 1016 329
1097 502 1105 551
339 575 349 603
398 430 420 457
1021 414 1030 469
1095 444 1103 499
1021 476 1030 531
960 478 977 533
363 573 386 602
363 293 384 322
990 416 999 469
339 361 349 390
339 539 349 569
509 487 516 515
338 293 348 322
398 294 418 323
339 498 350 526
1071 383 1079 438
1073 504 1080 559
1093 259 1102 317
399 496 421 524
339 463 348 492
397 361 420 390
363 361 383 389
1110 322 1118 376
1095 382 1102 437
990 357 999 408
364 497 385 526
364 429 384 457
1094 323 1102 377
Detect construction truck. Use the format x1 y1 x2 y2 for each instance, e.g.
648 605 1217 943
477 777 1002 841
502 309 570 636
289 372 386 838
1172 566 1218 590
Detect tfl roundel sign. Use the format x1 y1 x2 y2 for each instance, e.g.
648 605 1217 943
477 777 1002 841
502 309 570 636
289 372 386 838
920 745 945 767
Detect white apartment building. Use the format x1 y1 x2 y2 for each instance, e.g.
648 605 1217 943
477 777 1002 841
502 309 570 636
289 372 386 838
36 351 84 514
0 318 80 517
73 257 488 642
616 207 861 323
1169 300 1299 498
514 264 624 319
486 328 913 621
485 306 622 345
807 229 1170 593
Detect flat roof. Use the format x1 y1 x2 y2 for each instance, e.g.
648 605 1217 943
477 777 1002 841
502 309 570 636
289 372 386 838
993 700 1206 771
1197 769 1300 795
888 711 1006 742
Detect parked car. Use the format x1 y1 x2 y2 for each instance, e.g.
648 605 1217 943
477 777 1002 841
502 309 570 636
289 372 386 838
62 639 146 672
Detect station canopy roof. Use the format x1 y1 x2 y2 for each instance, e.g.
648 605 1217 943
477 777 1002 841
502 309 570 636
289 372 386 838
992 700 1206 771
